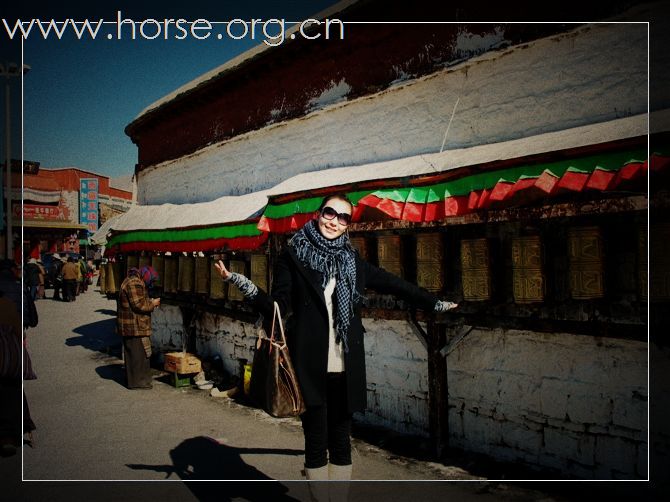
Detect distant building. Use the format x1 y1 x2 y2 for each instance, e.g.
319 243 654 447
18 166 134 258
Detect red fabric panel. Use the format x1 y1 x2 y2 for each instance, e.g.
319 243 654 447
490 181 514 201
556 171 588 192
114 234 268 254
401 202 425 222
585 169 616 190
423 201 444 221
533 171 559 194
444 195 470 216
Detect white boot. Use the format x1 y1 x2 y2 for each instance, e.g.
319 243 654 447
328 463 352 502
304 465 329 502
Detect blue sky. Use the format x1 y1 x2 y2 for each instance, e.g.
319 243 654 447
8 1 340 180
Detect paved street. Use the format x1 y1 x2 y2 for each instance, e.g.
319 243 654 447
2 284 601 500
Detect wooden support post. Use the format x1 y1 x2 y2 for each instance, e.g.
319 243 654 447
427 319 449 459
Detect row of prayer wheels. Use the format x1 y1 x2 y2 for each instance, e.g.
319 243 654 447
99 254 269 301
353 226 647 302
99 224 651 303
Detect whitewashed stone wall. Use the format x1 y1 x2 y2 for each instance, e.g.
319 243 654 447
448 328 647 479
149 306 647 478
138 22 647 205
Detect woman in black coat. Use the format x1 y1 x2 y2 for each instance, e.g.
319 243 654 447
215 194 457 481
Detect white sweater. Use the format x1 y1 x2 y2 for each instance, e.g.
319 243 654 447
324 277 345 372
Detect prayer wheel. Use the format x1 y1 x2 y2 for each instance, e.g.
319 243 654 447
568 226 604 299
349 236 368 261
461 238 491 301
209 255 227 300
178 255 195 292
126 255 138 276
138 255 151 269
227 260 246 301
106 261 121 294
650 223 670 301
377 235 403 277
195 256 210 294
415 233 444 292
250 254 268 294
512 235 545 303
98 263 107 294
151 255 164 288
163 256 178 294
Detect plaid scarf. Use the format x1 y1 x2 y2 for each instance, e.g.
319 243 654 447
289 219 362 353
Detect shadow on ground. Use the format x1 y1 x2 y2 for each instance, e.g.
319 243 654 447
127 436 303 500
66 318 118 354
94 309 117 317
95 363 126 387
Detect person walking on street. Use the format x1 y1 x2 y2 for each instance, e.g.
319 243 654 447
36 260 46 300
117 266 161 389
50 255 64 301
215 194 458 486
61 257 79 302
24 258 41 301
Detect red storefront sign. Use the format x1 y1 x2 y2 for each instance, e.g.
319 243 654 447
13 203 68 221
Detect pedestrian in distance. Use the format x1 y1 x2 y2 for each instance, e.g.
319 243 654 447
117 265 161 389
61 257 79 302
50 255 64 301
215 193 458 484
24 258 41 301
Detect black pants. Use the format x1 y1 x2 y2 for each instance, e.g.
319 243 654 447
122 337 152 389
63 280 77 301
300 372 352 468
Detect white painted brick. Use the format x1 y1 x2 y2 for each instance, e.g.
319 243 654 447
565 381 613 425
594 436 637 478
500 421 543 453
611 389 647 431
461 409 502 453
540 378 569 420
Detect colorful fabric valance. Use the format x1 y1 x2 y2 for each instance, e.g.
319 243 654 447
258 148 664 232
105 221 267 254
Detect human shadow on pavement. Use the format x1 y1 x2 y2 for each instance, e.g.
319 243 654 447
66 318 119 354
94 363 126 386
127 436 303 501
94 309 117 317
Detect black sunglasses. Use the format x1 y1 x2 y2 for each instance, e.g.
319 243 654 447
320 206 352 226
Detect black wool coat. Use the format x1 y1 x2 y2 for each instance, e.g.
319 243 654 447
253 246 439 413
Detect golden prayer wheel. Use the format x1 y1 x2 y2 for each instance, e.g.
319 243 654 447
126 255 138 276
251 254 268 294
377 235 404 277
163 256 178 294
151 255 164 288
416 233 444 292
178 255 195 292
195 256 210 294
209 255 227 300
138 255 151 269
227 260 246 301
650 223 670 301
349 236 368 261
106 261 121 294
461 238 491 301
568 226 604 299
512 235 545 303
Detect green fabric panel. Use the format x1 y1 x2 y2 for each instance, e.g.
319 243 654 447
107 222 262 247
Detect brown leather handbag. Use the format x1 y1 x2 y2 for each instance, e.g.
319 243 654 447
249 302 306 418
